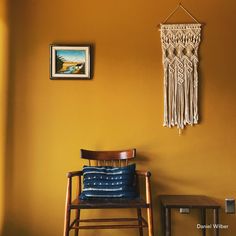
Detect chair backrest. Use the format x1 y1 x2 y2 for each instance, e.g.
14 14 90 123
80 149 136 167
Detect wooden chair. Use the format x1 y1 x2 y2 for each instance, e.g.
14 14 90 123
63 148 154 236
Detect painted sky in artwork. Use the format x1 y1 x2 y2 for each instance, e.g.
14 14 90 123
56 50 86 62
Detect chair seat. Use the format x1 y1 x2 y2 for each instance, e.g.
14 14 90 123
71 197 149 209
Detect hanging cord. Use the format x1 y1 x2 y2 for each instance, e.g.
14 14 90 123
161 3 200 25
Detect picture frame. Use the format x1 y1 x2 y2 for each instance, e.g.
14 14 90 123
50 45 91 79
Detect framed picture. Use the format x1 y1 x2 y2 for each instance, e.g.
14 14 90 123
50 45 91 79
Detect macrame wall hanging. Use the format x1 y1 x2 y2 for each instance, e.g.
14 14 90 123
159 3 202 133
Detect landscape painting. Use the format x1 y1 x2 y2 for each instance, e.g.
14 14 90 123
50 45 91 79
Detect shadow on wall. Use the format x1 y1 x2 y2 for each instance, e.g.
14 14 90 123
136 153 164 236
198 40 205 125
2 1 31 235
136 152 208 236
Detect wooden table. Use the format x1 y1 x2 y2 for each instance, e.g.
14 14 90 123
159 195 220 236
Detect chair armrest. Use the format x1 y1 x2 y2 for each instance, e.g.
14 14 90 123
135 170 152 205
67 170 83 178
65 171 83 204
136 170 151 177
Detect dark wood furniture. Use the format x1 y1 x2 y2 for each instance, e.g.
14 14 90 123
160 195 220 236
63 149 154 236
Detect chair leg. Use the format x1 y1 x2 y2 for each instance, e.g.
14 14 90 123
147 205 154 236
137 208 143 236
63 207 71 236
74 209 80 236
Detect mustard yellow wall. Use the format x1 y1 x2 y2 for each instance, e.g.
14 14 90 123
2 0 236 235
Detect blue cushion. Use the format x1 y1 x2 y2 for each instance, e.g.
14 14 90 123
79 164 137 200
